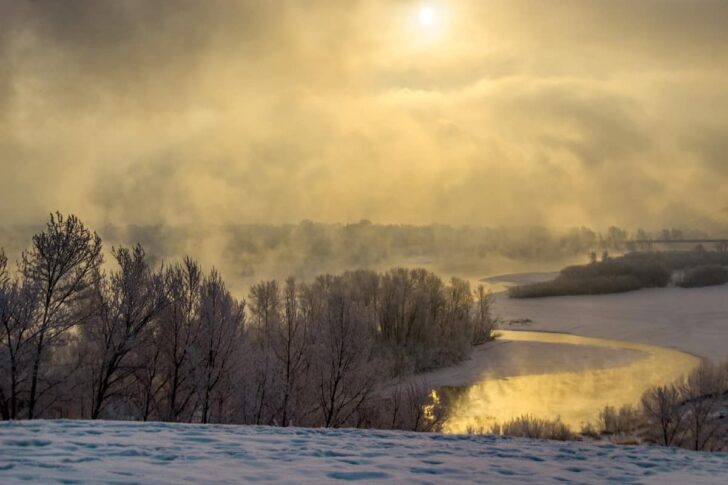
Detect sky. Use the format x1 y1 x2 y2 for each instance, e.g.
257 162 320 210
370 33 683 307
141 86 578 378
1 0 727 229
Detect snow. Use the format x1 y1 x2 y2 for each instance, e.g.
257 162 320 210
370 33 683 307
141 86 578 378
1 420 727 484
494 282 728 362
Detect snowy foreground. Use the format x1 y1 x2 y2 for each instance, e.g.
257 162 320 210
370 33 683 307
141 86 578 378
1 421 727 484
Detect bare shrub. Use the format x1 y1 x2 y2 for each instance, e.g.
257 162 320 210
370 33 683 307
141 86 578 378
680 362 725 451
387 380 433 431
497 415 573 441
599 404 641 436
641 384 686 446
638 362 728 451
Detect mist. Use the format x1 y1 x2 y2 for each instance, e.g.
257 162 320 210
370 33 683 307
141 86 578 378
2 2 728 469
2 0 728 230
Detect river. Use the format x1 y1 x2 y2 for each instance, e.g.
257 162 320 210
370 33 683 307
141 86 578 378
440 330 701 433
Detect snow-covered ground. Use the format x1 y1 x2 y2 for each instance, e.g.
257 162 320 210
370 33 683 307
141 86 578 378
1 420 727 484
493 281 728 362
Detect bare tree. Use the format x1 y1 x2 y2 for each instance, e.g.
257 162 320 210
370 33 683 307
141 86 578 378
84 244 166 419
0 255 40 419
272 278 308 426
194 269 245 424
247 280 280 424
472 285 496 345
130 336 163 421
20 213 102 419
158 258 201 422
681 363 723 451
310 277 374 428
0 250 7 286
377 268 448 373
441 277 474 364
386 379 432 431
641 384 685 446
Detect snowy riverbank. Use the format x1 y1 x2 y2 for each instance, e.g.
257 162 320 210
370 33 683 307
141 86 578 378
493 280 728 362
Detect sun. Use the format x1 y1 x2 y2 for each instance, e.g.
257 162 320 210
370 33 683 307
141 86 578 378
418 6 437 27
405 3 449 47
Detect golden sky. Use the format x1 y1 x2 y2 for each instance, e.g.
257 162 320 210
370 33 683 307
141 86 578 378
1 0 727 228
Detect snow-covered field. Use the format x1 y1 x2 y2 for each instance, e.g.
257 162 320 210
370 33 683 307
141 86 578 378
1 420 727 484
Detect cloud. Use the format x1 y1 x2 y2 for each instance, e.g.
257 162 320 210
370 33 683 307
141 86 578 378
0 0 727 230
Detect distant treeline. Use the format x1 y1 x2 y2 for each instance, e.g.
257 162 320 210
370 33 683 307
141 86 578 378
0 213 495 429
510 250 728 298
0 222 715 294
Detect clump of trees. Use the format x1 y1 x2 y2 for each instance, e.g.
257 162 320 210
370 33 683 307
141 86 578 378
509 258 669 298
510 250 728 298
677 265 728 288
593 361 728 452
0 213 496 428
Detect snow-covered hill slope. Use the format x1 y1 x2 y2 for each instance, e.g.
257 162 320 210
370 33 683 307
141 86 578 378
1 420 726 484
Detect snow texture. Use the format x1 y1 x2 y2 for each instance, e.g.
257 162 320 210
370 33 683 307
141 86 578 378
1 420 727 484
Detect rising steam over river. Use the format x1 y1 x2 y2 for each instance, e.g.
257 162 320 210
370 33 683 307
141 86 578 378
439 330 701 433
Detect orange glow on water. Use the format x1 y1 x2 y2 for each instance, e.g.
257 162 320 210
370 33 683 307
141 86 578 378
441 331 701 433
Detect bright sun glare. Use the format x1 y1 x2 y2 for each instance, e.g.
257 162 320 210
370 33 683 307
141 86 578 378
418 6 436 27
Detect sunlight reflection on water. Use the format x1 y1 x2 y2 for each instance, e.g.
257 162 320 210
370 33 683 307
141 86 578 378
441 330 702 432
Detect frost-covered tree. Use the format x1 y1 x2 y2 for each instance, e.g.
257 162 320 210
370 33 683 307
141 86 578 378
0 251 41 419
83 244 166 419
272 278 309 426
194 269 244 423
247 280 280 424
307 276 374 428
681 363 724 451
158 258 202 422
471 285 496 345
641 384 685 447
20 213 102 419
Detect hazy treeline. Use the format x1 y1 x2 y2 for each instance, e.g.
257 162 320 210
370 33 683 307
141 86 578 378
0 222 713 296
0 213 496 429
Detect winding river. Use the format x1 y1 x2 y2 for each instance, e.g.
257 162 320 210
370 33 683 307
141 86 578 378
440 330 702 433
